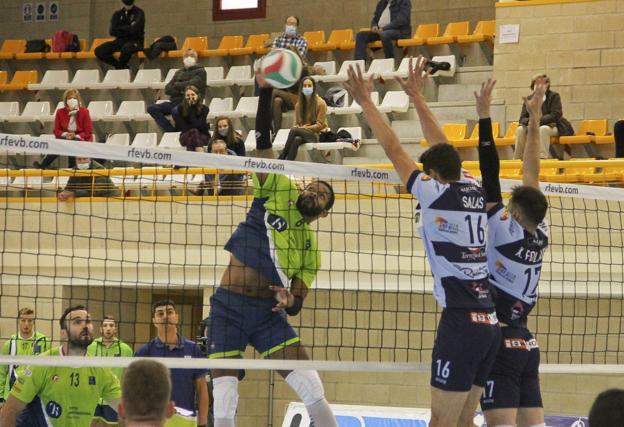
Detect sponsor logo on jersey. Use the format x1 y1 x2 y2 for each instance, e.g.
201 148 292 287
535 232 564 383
421 174 431 181
459 184 479 193
511 301 525 320
453 264 488 279
471 281 491 300
305 239 311 250
51 374 59 382
435 216 459 234
470 311 498 325
500 209 510 220
267 213 288 232
46 400 62 418
504 337 539 351
22 368 32 377
461 247 486 261
89 375 96 385
494 260 517 283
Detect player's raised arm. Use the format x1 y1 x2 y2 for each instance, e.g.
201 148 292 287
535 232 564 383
254 70 276 185
344 65 417 186
522 80 547 189
474 79 502 212
395 56 448 146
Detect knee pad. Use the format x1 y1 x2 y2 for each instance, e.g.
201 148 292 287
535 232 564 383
212 376 239 420
285 370 325 407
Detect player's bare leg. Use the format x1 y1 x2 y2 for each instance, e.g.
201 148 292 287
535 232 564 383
429 387 470 427
458 385 485 426
517 407 545 427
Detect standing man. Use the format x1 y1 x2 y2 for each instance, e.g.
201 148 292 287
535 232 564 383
147 49 207 133
272 16 308 58
88 315 134 381
135 300 209 427
0 307 51 406
354 0 412 63
95 0 145 70
0 305 121 427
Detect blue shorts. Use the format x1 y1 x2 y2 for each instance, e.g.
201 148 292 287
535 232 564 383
431 308 501 392
480 326 543 410
206 287 300 358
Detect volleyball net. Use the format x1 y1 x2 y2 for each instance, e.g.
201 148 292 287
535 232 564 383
0 133 623 372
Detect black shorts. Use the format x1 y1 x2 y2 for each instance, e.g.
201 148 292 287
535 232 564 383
480 326 543 410
431 308 501 392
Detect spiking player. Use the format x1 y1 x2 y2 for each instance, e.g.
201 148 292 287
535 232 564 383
344 57 501 427
475 78 549 427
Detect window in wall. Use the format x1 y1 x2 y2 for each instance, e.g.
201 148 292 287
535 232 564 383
213 0 266 21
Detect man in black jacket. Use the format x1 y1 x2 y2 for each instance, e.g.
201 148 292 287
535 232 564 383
147 49 207 132
95 0 145 70
354 0 412 62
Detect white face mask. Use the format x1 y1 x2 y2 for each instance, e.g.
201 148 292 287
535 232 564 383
76 162 90 170
302 87 313 97
218 127 229 137
183 56 196 68
285 25 297 36
66 98 79 110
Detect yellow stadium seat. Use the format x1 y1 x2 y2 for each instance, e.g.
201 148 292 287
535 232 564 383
397 23 440 47
304 31 327 51
499 160 523 180
420 123 467 147
168 36 208 58
594 134 615 145
456 20 496 44
45 39 87 60
0 70 38 91
76 38 114 59
555 119 608 145
15 39 52 60
0 71 7 85
310 29 354 52
0 39 27 60
592 162 624 182
543 161 597 183
426 21 470 45
495 122 519 146
229 34 269 56
201 35 244 57
458 122 501 148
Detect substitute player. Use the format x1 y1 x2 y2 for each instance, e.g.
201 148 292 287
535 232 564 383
206 69 338 427
344 57 501 427
0 305 121 427
476 78 549 427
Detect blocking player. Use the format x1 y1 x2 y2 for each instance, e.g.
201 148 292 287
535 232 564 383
205 70 338 427
0 305 121 427
344 57 501 427
476 78 549 427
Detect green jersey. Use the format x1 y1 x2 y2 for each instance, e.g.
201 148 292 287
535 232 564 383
0 331 50 400
224 173 320 287
10 346 121 427
87 337 134 380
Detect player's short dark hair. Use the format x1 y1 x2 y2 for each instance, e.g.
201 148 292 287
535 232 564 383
589 388 624 427
316 180 335 211
18 307 34 317
60 305 87 331
102 315 116 323
510 186 548 227
123 360 171 422
419 143 461 181
152 299 176 316
286 15 300 25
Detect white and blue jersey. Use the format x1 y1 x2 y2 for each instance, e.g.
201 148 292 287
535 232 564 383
487 202 549 327
408 170 494 310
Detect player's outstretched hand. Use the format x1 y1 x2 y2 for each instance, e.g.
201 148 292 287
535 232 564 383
343 64 374 106
269 285 294 312
524 79 546 121
395 55 428 100
254 60 271 89
474 78 496 119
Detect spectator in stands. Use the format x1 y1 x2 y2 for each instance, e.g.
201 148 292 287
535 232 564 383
147 49 207 133
135 300 209 427
589 388 624 427
354 0 412 63
212 116 245 156
34 88 93 169
613 120 624 157
95 0 145 70
204 138 246 196
514 73 573 159
0 307 51 408
118 360 175 427
57 157 117 201
279 77 329 161
272 16 308 58
174 85 210 152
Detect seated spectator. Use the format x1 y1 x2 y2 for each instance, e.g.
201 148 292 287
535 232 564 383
204 139 246 196
95 0 145 70
57 157 117 201
212 116 245 156
514 74 573 159
271 46 310 133
147 49 206 133
354 0 412 63
34 89 93 169
589 388 624 427
173 85 209 135
613 120 624 157
272 16 308 58
278 77 329 161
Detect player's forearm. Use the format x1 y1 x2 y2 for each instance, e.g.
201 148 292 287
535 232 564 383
197 380 209 424
478 118 502 203
412 96 448 146
523 116 541 189
0 403 18 426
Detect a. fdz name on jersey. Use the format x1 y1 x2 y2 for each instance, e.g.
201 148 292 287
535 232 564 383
514 246 546 264
497 240 547 266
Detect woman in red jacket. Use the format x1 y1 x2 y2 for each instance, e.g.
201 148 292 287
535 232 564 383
34 88 93 169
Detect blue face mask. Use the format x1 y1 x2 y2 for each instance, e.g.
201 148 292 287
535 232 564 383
302 87 313 97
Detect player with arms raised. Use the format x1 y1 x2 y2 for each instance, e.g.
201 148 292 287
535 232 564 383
475 79 549 427
344 58 501 427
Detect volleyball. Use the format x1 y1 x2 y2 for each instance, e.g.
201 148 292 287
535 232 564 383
259 48 303 89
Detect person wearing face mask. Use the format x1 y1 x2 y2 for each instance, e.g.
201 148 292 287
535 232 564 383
199 139 246 196
57 157 117 201
210 116 245 157
95 0 145 70
279 77 329 161
272 16 308 58
147 49 206 133
174 85 210 154
34 89 93 169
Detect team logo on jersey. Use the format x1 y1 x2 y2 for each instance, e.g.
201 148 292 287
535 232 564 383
22 368 32 377
46 401 62 418
500 209 510 221
421 174 431 181
89 375 96 385
51 374 59 382
435 216 459 234
494 260 516 283
267 213 288 232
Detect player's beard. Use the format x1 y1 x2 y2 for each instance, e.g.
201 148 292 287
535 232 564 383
296 194 324 218
69 329 93 349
